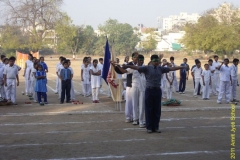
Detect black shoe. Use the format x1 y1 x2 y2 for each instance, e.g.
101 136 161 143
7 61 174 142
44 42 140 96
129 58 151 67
66 101 71 103
147 130 153 133
60 102 63 104
154 129 161 133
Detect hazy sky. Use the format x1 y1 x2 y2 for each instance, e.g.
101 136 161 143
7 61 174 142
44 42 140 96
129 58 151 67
61 0 240 29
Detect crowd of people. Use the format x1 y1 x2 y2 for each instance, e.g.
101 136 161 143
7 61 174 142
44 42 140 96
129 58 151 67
111 53 239 133
0 52 239 133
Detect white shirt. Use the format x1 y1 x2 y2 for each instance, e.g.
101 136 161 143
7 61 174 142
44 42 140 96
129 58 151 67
0 63 4 79
69 67 74 75
171 62 177 76
167 71 174 82
126 68 146 91
26 60 33 69
56 62 61 71
30 66 37 81
201 70 211 82
3 64 18 79
219 65 231 81
209 64 215 76
192 66 203 79
230 64 238 81
212 61 221 74
162 65 168 80
81 65 91 84
57 64 64 75
90 65 101 88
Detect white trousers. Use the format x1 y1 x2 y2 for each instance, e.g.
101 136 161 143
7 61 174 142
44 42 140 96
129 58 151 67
166 85 173 100
173 76 178 92
71 81 75 100
92 87 99 101
31 79 37 101
217 81 231 103
6 79 16 103
25 69 31 94
122 90 126 100
58 78 62 99
55 76 59 92
125 87 133 120
82 84 91 96
131 86 145 124
202 80 210 99
193 78 201 96
231 80 238 100
161 79 167 98
212 73 220 94
0 80 5 99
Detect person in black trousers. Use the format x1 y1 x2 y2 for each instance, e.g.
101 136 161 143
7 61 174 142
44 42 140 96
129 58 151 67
121 54 188 133
60 61 73 104
179 58 189 94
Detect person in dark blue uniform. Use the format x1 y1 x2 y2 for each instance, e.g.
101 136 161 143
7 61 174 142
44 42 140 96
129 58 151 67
120 54 188 133
179 58 189 94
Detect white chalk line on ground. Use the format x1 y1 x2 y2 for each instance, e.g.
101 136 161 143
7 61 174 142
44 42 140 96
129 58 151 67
0 125 239 136
0 120 113 126
0 110 122 117
0 138 146 148
30 150 239 160
0 105 240 117
0 116 239 127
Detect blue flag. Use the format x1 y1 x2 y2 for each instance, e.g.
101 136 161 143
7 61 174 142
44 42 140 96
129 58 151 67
102 39 111 84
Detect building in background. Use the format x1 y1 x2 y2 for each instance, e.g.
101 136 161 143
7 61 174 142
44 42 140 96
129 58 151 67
157 16 163 31
162 12 200 31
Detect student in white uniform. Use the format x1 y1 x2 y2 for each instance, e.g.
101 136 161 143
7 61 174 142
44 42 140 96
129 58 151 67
166 63 174 100
23 54 33 96
55 56 63 94
30 62 38 102
124 52 138 123
90 59 101 103
212 55 221 94
115 55 146 128
0 61 4 101
216 59 232 104
208 59 215 96
0 55 6 100
201 64 212 100
67 60 75 101
3 56 19 105
230 59 239 102
0 55 6 66
98 58 104 92
56 58 66 99
81 59 91 97
191 61 203 97
161 59 168 99
170 56 178 92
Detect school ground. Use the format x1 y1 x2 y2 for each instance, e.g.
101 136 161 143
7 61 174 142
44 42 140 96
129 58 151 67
0 56 240 160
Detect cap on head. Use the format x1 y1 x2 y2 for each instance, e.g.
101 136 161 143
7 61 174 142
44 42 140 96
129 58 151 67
151 55 159 62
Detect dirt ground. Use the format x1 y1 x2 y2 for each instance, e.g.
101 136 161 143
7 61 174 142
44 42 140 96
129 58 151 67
0 55 239 160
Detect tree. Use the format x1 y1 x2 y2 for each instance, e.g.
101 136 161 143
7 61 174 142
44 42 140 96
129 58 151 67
0 25 29 54
181 4 240 54
97 19 140 55
80 25 97 55
0 0 64 51
54 13 80 55
141 28 158 53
